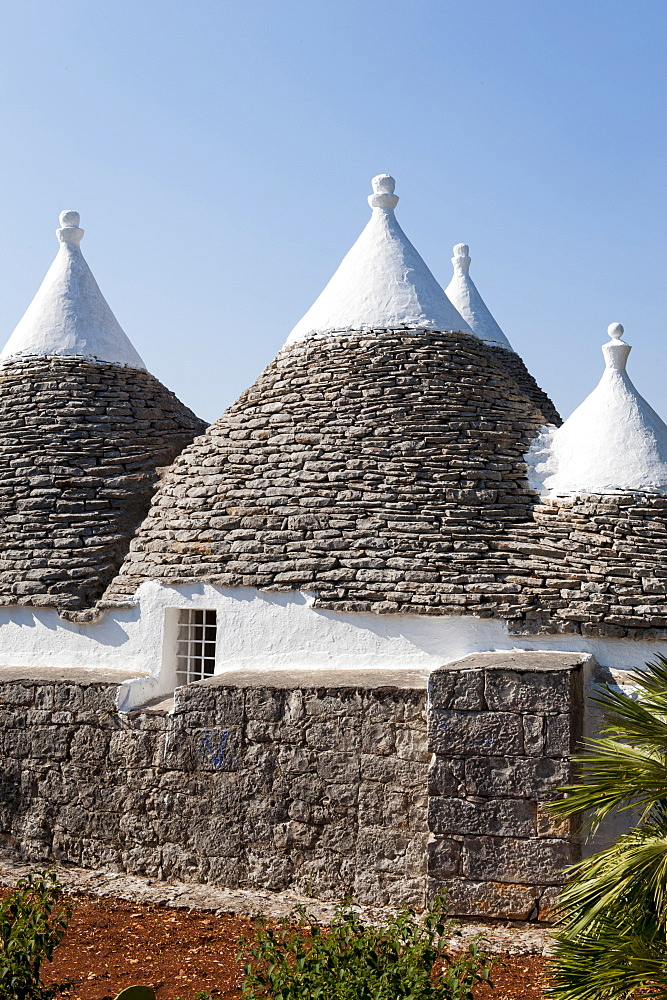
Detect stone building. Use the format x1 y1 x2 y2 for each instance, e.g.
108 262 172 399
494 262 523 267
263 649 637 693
0 177 665 918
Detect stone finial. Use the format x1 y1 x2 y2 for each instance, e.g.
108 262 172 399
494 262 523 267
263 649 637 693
603 321 630 372
368 174 399 211
452 243 471 274
57 210 84 245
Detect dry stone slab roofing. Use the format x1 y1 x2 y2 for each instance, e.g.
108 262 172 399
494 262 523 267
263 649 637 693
0 356 205 612
106 327 552 610
107 324 667 638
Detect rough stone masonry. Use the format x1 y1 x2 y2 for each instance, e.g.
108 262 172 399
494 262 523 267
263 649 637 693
0 651 584 920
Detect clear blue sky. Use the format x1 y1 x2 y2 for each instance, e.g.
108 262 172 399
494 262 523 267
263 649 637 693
0 0 665 423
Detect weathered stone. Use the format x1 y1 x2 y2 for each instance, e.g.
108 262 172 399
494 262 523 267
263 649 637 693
428 670 485 711
545 715 573 757
431 878 541 920
0 356 205 610
428 710 523 756
428 797 536 838
484 670 571 713
464 757 569 799
462 837 572 884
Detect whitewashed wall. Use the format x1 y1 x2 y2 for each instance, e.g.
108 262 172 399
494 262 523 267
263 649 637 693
0 582 666 709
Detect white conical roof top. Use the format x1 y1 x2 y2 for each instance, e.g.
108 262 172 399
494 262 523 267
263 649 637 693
444 243 513 351
527 324 667 495
1 211 146 369
285 175 472 346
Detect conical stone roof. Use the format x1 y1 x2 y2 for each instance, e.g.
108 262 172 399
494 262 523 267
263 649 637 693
445 243 513 351
0 212 206 613
2 211 146 368
106 327 556 611
528 324 667 495
285 175 472 344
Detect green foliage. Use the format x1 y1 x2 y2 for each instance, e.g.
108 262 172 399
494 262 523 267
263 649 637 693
0 869 72 1000
548 654 667 1000
238 893 493 1000
114 988 157 1000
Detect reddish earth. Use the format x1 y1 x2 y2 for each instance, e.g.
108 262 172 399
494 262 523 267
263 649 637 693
37 894 549 1000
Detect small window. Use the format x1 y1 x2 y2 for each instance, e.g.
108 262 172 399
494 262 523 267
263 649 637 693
175 609 217 685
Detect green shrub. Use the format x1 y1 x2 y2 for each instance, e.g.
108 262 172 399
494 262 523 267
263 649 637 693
238 893 493 1000
0 869 72 999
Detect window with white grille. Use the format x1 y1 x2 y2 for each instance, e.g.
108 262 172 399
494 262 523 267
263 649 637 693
175 609 217 685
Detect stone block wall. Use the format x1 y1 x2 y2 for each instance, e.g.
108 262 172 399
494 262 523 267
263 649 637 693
427 654 584 919
0 672 430 907
0 653 584 918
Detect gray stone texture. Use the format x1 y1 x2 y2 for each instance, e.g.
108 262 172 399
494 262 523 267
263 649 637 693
0 356 206 612
98 327 667 637
105 329 559 619
0 674 430 908
425 652 584 919
0 652 584 921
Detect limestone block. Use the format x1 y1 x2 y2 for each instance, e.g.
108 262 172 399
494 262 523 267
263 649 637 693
428 796 536 838
428 670 485 711
431 878 540 920
462 836 572 884
464 756 570 799
484 670 571 713
428 710 523 756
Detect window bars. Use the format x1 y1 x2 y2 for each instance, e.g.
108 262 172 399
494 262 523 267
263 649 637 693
175 609 217 685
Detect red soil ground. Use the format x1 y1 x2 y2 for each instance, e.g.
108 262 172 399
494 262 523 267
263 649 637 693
38 895 550 1000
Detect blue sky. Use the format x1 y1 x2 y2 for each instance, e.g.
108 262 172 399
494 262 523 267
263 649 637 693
0 0 665 423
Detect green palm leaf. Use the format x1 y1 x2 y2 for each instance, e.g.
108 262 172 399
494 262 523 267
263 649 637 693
548 655 667 1000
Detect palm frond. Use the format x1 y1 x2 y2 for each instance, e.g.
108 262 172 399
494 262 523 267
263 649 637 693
548 655 667 1000
552 739 667 829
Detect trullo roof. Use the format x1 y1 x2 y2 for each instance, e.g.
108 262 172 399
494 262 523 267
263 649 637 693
527 323 667 495
0 211 206 613
1 211 146 368
444 243 513 350
285 175 472 345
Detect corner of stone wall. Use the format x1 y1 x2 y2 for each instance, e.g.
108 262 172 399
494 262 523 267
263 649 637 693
426 654 584 921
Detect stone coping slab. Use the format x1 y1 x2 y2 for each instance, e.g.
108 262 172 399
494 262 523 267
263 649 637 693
193 667 431 690
0 665 146 685
443 651 592 673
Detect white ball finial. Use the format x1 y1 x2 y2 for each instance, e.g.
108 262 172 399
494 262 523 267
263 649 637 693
59 210 80 228
57 210 84 245
453 243 470 258
368 174 399 210
608 322 625 340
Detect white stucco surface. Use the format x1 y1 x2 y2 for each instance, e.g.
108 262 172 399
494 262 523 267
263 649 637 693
444 243 513 351
0 582 665 710
285 176 471 346
0 211 146 369
527 324 667 496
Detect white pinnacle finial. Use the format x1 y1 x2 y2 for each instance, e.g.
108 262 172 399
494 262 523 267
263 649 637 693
368 174 399 211
57 210 84 245
444 241 513 351
451 243 471 274
0 209 146 369
603 321 630 373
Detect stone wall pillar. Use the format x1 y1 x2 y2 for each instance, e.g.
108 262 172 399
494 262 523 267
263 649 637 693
426 652 587 920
